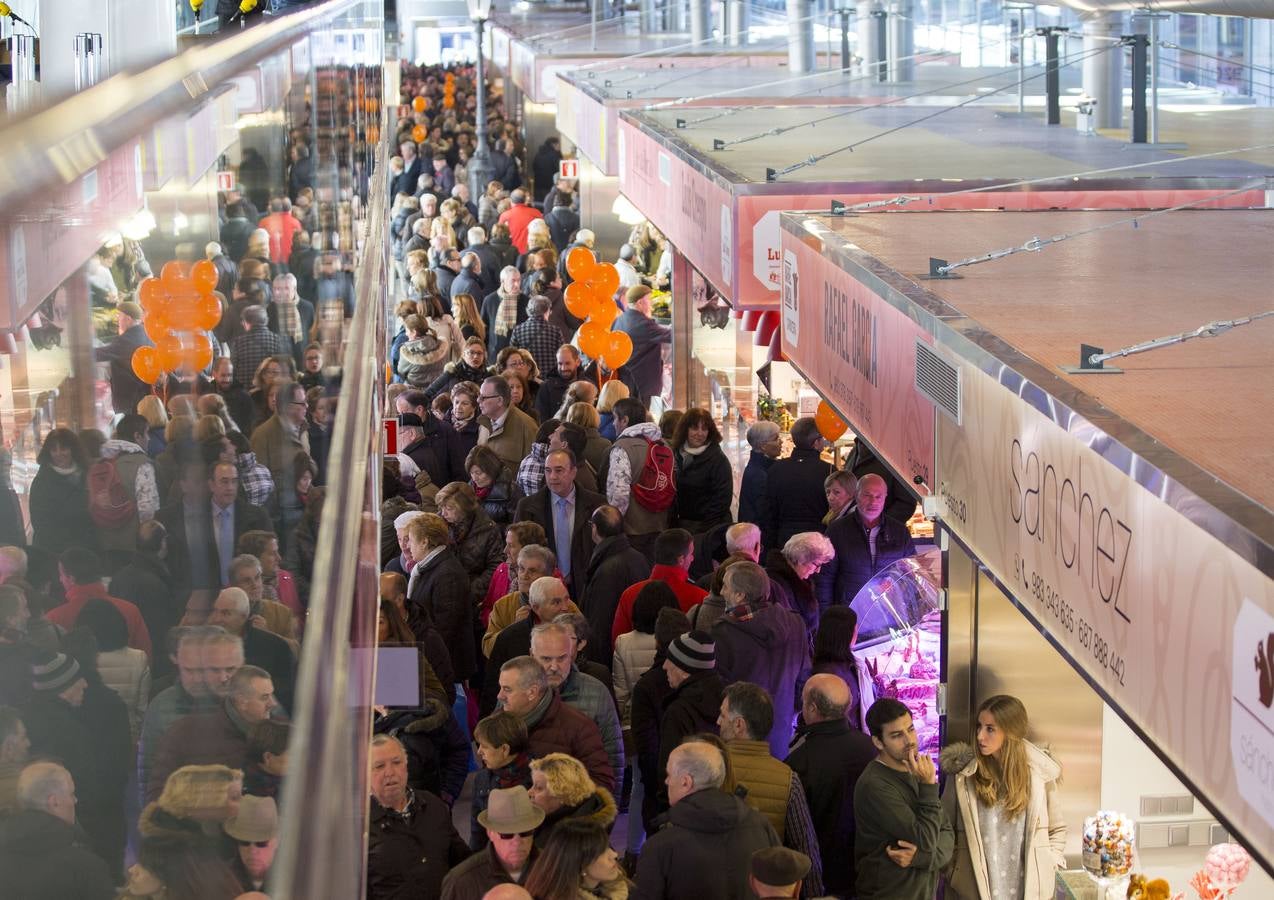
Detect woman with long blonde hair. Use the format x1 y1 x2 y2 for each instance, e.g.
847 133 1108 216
451 292 486 343
940 695 1066 899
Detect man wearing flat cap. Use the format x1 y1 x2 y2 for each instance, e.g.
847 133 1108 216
750 848 811 900
98 300 155 414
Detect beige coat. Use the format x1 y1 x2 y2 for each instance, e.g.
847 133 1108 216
940 741 1066 900
611 630 657 725
97 647 150 742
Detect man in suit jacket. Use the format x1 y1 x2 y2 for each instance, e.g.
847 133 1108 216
514 449 605 599
97 302 154 415
251 382 311 532
615 285 672 405
477 376 537 474
156 461 274 593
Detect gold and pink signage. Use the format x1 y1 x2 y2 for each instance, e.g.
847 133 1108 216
936 353 1274 862
777 226 936 488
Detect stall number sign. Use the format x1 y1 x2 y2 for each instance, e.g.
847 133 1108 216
383 419 398 454
559 159 580 180
216 171 235 192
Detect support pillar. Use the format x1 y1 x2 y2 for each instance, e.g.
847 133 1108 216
727 0 749 46
887 1 913 82
787 0 814 73
856 2 879 78
1081 11 1123 129
690 0 710 46
1129 32 1148 143
1042 26 1064 125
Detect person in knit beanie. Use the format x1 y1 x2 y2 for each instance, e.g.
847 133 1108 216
653 631 725 816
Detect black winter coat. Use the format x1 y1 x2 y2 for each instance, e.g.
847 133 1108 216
475 472 523 530
402 418 467 489
672 444 734 534
29 466 96 554
108 553 179 675
580 534 651 668
367 790 471 900
629 655 673 832
655 671 724 811
374 700 469 803
737 450 775 527
423 358 490 403
759 447 832 550
451 509 505 608
765 549 820 637
408 547 476 681
785 718 878 895
0 810 115 900
815 512 917 612
632 788 780 900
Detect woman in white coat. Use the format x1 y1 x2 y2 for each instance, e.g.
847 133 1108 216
940 694 1066 899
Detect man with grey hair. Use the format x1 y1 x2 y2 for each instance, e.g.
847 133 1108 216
530 620 624 788
713 561 810 758
739 421 782 525
228 555 296 642
481 266 529 358
148 663 276 801
615 243 642 290
208 587 295 714
230 305 289 394
634 741 779 900
268 272 314 362
453 250 487 300
496 653 613 790
481 545 564 658
724 522 763 564
0 761 114 897
464 225 501 292
509 296 564 379
818 472 916 611
760 416 833 550
482 571 570 717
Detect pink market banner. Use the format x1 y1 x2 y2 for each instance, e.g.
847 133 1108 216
617 117 734 298
556 78 616 175
777 226 936 487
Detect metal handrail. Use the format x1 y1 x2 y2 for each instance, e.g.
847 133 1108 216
0 0 366 215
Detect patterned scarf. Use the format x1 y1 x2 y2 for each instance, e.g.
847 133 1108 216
274 296 303 344
495 290 519 338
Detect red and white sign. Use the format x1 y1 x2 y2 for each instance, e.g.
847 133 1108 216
216 170 235 192
559 159 580 180
383 419 398 455
779 224 936 487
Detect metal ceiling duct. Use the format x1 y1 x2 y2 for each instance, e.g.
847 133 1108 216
1055 0 1274 16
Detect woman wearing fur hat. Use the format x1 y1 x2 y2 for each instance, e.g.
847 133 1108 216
939 695 1066 899
527 753 617 850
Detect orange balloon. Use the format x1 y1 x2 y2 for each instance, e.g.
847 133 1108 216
585 263 619 301
565 247 596 280
412 96 426 112
143 312 171 344
443 96 455 109
589 297 620 328
155 334 185 373
563 282 595 321
160 260 189 289
137 277 164 313
412 124 426 143
814 400 849 442
191 259 218 293
601 329 633 369
165 284 200 326
578 321 610 359
192 292 223 331
184 333 214 372
131 346 162 383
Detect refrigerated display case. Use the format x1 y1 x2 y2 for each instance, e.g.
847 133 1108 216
849 550 943 759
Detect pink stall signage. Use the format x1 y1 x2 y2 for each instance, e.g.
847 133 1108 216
617 117 734 298
778 226 936 487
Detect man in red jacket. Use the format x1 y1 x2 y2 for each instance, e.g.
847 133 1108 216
497 190 543 255
46 548 151 659
610 529 706 644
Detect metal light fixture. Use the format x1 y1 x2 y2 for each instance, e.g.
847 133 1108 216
466 0 495 203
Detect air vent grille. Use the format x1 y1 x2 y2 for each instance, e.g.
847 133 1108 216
915 340 960 424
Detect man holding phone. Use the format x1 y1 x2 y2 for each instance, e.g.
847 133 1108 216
852 698 953 899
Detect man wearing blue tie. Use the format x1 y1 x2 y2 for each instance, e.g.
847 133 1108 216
514 449 604 599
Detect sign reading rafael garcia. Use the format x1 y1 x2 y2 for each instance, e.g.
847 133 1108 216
778 227 935 490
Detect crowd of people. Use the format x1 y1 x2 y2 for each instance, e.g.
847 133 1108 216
372 66 1068 900
0 58 1070 900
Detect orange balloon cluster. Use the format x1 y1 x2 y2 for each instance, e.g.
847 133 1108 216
443 73 456 110
814 400 849 442
130 260 223 384
566 250 632 370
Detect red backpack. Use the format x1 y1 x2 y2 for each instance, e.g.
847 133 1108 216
87 458 137 527
630 437 676 513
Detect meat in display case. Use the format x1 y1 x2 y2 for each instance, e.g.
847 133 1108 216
849 550 943 759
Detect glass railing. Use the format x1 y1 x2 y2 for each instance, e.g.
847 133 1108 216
0 1 387 895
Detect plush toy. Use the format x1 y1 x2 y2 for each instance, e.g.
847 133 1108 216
1127 874 1174 900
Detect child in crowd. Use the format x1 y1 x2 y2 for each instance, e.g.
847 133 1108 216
470 711 533 850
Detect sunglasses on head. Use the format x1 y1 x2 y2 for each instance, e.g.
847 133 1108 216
496 830 535 840
237 839 272 848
